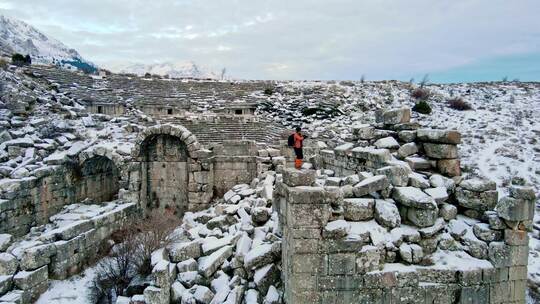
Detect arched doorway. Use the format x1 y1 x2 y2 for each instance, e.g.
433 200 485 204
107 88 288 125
140 134 189 214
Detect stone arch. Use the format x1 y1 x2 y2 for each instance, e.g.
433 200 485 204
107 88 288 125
132 124 206 216
73 153 121 203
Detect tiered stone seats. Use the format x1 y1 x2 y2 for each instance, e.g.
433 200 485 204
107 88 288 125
154 116 288 145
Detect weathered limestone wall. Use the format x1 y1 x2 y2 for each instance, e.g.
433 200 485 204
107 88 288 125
321 108 461 178
0 166 74 236
211 141 259 197
0 153 123 237
0 201 136 302
140 134 189 214
138 104 189 117
86 103 126 116
276 168 531 304
74 155 120 203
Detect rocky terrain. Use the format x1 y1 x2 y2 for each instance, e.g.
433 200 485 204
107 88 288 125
0 61 538 303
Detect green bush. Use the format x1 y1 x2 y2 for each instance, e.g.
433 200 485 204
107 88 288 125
264 87 274 95
412 100 432 114
11 53 31 66
0 58 8 69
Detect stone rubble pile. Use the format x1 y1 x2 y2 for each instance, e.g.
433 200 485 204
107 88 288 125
0 201 136 302
117 171 283 304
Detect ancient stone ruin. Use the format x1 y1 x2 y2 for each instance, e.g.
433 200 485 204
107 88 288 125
0 65 536 304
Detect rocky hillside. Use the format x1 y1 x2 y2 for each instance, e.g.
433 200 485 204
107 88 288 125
0 15 97 73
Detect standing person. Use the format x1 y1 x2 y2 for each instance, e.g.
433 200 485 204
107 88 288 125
293 127 306 169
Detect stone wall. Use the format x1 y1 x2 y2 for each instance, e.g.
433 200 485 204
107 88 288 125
0 150 125 237
0 166 74 237
276 168 531 304
211 141 259 197
74 155 120 203
0 201 136 303
321 108 461 178
86 103 126 116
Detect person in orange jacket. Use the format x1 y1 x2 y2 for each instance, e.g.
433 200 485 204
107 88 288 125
293 127 307 169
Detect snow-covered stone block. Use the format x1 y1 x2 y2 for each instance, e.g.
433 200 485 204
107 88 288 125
323 220 350 239
374 199 401 228
343 198 374 221
352 175 389 197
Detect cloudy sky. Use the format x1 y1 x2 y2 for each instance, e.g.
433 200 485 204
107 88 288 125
1 0 539 82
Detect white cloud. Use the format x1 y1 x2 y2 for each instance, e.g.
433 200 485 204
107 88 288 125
0 0 539 80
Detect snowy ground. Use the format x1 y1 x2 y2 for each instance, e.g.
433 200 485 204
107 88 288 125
416 83 540 301
36 266 97 304
422 83 540 191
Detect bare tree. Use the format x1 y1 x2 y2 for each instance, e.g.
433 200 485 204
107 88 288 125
419 74 430 88
221 68 227 80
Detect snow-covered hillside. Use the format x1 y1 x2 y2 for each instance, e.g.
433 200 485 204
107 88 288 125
117 61 222 79
0 15 97 73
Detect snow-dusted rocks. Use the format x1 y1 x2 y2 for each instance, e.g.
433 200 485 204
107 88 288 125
244 244 277 271
416 129 461 144
353 175 389 197
380 107 411 125
323 220 350 239
253 263 280 295
455 179 498 213
399 243 423 264
423 143 458 159
343 198 374 221
374 136 399 149
281 168 315 187
424 187 448 203
496 186 536 222
0 253 18 275
374 199 401 228
392 187 437 210
0 234 12 252
198 245 233 278
169 240 202 263
251 207 271 224
356 245 380 273
0 61 534 303
397 142 419 158
439 203 457 221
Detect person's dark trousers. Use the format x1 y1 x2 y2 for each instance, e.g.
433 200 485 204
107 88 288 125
294 148 303 169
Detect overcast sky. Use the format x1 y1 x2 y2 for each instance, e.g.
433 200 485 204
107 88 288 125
1 0 539 82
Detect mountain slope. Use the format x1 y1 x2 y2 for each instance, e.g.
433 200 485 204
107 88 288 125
117 61 222 79
0 14 97 73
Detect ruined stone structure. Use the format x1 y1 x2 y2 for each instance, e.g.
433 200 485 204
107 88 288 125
277 169 530 303
273 109 532 303
0 64 536 304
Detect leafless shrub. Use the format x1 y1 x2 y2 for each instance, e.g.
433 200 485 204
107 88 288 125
411 88 431 100
132 209 181 275
447 97 473 111
89 210 181 303
89 239 139 303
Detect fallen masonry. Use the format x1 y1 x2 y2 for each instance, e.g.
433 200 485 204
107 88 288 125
0 64 536 304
